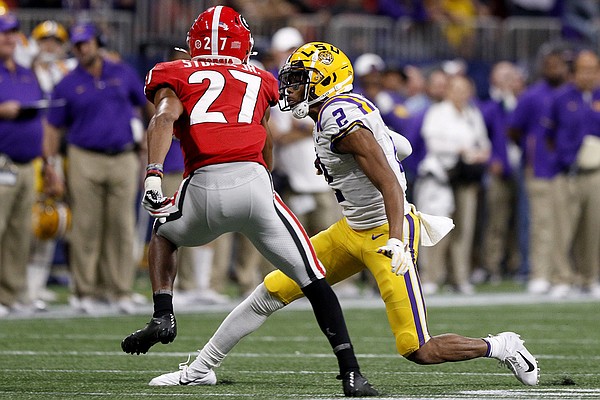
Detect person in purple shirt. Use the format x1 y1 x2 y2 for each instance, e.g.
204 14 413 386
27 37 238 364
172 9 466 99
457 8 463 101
45 22 150 314
0 12 49 316
543 49 600 298
509 45 571 297
475 61 524 286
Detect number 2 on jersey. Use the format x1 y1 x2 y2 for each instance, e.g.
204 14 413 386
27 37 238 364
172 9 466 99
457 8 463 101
188 69 261 125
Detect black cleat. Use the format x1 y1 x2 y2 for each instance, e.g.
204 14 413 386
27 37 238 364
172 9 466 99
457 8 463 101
338 371 379 397
121 313 177 355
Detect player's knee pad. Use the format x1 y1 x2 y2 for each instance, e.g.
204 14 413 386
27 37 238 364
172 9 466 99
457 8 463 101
264 270 304 305
395 331 421 358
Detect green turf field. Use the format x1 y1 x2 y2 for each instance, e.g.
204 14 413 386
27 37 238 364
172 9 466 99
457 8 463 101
0 299 598 399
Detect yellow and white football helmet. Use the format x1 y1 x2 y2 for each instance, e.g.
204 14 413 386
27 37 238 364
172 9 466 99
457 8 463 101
31 20 68 43
32 198 71 240
278 41 353 118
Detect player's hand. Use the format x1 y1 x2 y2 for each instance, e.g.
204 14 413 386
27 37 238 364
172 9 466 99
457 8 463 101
142 176 175 218
377 238 413 275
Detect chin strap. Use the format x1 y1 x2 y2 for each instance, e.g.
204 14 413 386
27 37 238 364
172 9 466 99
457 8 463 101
292 101 309 119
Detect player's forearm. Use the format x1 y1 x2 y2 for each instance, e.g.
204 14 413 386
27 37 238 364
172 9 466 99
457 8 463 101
382 187 405 240
42 120 62 159
146 114 175 164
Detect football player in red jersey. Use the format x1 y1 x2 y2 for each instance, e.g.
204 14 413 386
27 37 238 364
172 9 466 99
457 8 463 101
121 6 377 397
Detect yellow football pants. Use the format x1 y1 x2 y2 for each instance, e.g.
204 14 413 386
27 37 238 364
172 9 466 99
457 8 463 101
265 209 430 356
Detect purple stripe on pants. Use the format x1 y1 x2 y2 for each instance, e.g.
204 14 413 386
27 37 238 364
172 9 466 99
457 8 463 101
404 213 425 345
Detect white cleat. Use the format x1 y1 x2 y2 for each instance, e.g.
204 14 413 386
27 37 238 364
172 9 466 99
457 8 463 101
491 332 539 386
149 358 217 386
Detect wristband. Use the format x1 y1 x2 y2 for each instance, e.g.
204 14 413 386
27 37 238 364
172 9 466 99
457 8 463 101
146 163 164 178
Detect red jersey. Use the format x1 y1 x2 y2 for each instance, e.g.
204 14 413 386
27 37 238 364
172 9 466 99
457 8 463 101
145 59 279 177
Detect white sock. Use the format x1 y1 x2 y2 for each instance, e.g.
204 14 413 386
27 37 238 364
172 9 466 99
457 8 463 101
190 283 285 372
483 335 503 360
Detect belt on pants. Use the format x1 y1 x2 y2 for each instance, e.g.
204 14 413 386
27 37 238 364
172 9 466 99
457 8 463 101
81 144 135 156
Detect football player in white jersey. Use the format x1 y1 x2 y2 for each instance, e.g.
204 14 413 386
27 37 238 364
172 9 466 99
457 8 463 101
149 42 539 392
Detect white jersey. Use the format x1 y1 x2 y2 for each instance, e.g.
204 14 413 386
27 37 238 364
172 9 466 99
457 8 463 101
314 93 410 230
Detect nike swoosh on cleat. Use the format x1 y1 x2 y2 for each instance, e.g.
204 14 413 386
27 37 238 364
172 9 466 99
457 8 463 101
371 233 384 240
517 351 536 372
179 377 209 386
179 377 197 386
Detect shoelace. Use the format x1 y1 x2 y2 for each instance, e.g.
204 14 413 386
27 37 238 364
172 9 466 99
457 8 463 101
178 355 191 372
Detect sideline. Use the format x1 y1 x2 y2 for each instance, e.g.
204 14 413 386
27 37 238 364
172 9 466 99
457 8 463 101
4 290 599 320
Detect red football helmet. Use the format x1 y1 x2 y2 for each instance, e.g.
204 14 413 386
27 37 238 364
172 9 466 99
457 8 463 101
187 6 254 64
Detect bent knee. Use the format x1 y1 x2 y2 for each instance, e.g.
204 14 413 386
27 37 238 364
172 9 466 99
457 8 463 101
264 270 304 304
396 331 421 358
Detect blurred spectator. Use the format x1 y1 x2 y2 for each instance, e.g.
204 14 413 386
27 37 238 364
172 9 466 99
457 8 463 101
415 74 490 295
544 49 600 298
442 58 468 77
354 53 410 135
402 67 449 200
26 20 76 309
0 12 48 316
381 66 407 96
45 22 150 314
30 20 76 95
474 61 524 285
353 52 387 98
508 43 570 295
403 64 428 114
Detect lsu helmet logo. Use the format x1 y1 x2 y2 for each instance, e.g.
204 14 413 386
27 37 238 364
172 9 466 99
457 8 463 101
318 51 334 65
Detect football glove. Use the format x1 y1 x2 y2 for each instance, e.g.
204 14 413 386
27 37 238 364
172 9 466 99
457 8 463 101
377 238 413 275
142 176 176 218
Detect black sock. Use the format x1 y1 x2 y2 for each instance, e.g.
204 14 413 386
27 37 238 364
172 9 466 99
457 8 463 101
152 293 173 317
301 279 360 375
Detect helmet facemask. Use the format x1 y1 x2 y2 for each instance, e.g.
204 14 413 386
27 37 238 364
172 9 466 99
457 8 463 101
278 60 323 118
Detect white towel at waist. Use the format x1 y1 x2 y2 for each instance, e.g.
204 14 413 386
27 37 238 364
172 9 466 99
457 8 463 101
410 204 455 247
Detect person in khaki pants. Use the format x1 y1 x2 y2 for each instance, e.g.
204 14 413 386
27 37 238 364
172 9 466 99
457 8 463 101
509 45 570 295
0 12 53 316
45 22 150 314
545 49 600 298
